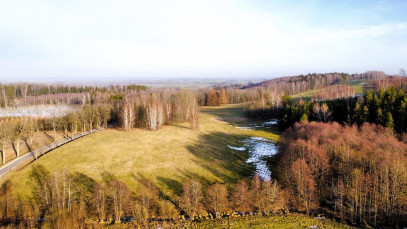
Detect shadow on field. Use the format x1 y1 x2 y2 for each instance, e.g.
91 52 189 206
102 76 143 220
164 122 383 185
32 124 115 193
201 105 248 126
152 131 253 197
186 131 253 184
156 176 183 196
201 105 281 135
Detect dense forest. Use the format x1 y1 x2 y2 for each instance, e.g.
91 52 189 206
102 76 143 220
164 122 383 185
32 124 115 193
243 74 407 227
275 122 407 227
274 87 407 134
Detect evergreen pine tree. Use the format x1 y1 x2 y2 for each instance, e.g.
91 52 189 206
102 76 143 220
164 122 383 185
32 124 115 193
300 113 308 123
385 112 394 130
363 106 369 123
377 108 384 126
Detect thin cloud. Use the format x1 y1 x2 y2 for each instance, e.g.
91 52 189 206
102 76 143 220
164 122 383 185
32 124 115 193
0 0 406 79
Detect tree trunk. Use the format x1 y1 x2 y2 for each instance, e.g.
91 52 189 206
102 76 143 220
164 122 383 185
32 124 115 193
15 140 20 157
1 149 5 164
30 136 34 148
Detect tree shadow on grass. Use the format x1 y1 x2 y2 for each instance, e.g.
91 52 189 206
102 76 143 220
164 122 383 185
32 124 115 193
128 132 254 203
202 105 281 135
201 106 247 126
156 176 183 196
140 130 254 196
186 131 254 184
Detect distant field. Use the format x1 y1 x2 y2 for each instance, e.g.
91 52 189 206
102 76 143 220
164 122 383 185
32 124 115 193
291 89 321 101
292 80 369 101
336 79 368 94
2 104 279 200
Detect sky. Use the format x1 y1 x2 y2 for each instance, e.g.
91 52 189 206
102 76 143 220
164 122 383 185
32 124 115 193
0 0 406 81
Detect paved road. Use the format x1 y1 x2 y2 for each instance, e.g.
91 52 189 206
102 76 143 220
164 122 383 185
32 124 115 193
0 128 104 179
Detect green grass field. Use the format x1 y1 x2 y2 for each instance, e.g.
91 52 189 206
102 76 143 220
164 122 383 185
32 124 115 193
2 104 279 199
291 88 321 101
336 79 368 94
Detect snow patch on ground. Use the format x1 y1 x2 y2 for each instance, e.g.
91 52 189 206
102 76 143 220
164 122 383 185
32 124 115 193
261 119 278 126
227 145 246 151
234 119 278 130
228 136 277 180
236 126 252 130
0 105 76 118
242 137 277 181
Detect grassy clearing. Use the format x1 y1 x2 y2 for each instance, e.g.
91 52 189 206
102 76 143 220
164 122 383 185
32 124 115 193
336 79 368 94
291 80 370 101
2 104 279 199
291 89 321 101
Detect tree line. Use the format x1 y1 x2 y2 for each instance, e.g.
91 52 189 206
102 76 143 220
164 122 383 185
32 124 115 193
275 122 407 227
0 104 112 164
196 88 228 106
313 85 356 100
0 167 285 228
372 76 407 91
0 83 148 108
244 85 356 123
246 71 387 95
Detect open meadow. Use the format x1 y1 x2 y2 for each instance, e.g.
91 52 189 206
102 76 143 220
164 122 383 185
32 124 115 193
2 104 279 200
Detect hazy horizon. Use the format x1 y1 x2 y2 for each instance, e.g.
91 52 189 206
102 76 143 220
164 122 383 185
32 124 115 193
1 0 406 80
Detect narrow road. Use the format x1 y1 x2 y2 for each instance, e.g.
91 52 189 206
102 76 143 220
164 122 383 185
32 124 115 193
0 128 104 179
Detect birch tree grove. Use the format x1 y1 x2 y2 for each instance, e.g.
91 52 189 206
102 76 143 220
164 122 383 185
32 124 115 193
147 102 158 131
118 90 200 131
119 100 134 132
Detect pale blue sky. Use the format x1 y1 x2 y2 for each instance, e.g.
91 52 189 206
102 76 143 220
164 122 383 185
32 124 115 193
0 0 406 80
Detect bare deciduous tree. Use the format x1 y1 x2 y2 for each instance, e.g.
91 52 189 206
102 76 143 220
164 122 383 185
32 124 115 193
119 100 134 131
182 180 204 217
205 183 229 217
0 120 11 164
400 68 406 77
